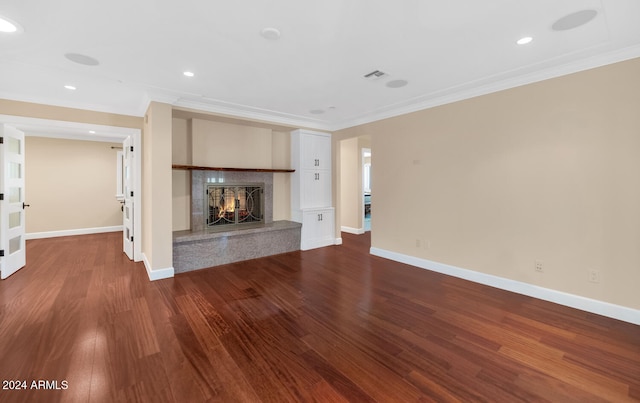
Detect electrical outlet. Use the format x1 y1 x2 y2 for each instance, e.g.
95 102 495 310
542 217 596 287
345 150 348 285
588 269 601 283
535 260 544 273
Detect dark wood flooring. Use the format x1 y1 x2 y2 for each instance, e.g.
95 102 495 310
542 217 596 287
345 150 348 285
0 231 638 402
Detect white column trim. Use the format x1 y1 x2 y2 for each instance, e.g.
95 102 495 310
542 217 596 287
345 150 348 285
142 253 174 281
341 226 365 235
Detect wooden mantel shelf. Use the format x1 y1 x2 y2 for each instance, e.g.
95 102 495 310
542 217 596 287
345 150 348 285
172 164 295 173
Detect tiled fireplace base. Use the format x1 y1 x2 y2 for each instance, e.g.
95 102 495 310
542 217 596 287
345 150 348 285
172 220 301 273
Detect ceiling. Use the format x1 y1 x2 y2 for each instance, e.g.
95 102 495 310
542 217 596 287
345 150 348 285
1 0 640 136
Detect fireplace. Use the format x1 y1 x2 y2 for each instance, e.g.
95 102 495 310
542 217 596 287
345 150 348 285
190 170 275 232
173 169 301 273
206 183 264 228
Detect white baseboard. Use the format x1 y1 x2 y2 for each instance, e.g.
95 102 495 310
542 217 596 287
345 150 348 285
142 253 174 281
370 247 640 326
26 225 123 240
341 226 365 235
335 237 343 245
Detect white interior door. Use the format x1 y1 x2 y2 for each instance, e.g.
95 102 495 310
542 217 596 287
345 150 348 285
123 136 134 260
0 125 27 279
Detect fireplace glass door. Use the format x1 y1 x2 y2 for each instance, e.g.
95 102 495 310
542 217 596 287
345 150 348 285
206 184 264 228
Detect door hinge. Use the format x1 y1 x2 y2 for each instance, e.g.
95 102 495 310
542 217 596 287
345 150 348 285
130 146 133 152
0 193 3 201
130 236 133 242
0 250 4 257
130 191 134 197
0 137 3 144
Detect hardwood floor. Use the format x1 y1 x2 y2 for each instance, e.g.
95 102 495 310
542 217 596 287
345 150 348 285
0 231 638 402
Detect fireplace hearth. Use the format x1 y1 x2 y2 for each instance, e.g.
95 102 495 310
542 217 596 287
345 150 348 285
173 169 301 273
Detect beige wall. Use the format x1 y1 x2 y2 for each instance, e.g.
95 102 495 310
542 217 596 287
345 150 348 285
172 118 191 231
271 130 291 221
335 57 640 310
0 99 142 129
142 102 173 271
340 137 360 230
171 118 292 230
192 119 273 168
25 137 122 233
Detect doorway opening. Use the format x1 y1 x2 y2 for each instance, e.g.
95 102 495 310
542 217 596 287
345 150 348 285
363 148 371 232
0 115 142 281
338 136 371 236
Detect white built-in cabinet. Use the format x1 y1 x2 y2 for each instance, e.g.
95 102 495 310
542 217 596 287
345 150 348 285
291 129 335 250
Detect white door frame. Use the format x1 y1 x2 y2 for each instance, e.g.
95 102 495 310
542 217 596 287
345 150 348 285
362 147 371 230
131 131 142 262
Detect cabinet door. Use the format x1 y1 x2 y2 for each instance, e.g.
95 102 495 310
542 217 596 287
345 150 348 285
301 209 334 250
316 209 334 241
301 170 331 208
302 134 331 170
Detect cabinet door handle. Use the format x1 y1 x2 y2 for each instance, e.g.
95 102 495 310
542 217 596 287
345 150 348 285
318 213 323 221
315 173 320 180
314 158 319 167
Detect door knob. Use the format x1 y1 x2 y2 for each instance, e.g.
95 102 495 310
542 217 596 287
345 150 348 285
22 202 30 209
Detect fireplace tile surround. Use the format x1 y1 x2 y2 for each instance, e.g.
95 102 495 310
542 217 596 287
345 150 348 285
191 170 274 231
173 169 301 273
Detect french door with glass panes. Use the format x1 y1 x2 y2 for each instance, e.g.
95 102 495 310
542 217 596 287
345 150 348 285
122 136 134 260
0 124 27 279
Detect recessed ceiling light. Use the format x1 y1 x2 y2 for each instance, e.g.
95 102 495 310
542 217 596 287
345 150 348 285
386 79 408 88
64 85 76 90
64 53 100 66
89 130 96 134
516 36 533 45
552 9 598 31
0 15 23 33
183 71 195 77
260 27 281 40
309 109 325 115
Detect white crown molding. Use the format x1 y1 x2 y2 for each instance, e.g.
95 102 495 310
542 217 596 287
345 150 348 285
169 45 640 132
144 90 181 108
370 247 640 326
330 44 640 131
173 98 334 132
3 46 639 132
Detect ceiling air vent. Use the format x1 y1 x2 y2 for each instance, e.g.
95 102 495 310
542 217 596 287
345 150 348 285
363 70 388 81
